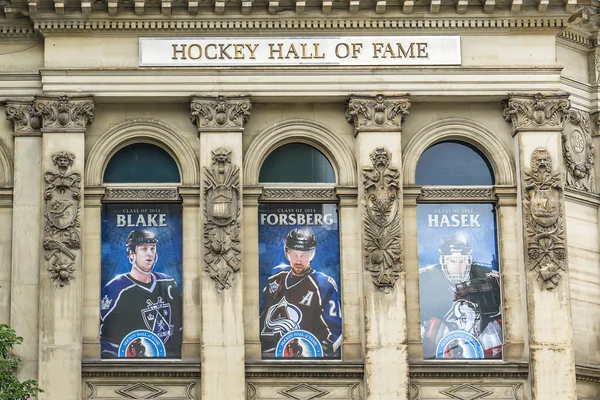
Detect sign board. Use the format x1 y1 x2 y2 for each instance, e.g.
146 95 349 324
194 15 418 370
139 36 461 67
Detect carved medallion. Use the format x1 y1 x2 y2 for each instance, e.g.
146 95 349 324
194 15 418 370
43 152 81 287
203 148 241 291
562 110 595 193
523 148 566 290
362 147 402 292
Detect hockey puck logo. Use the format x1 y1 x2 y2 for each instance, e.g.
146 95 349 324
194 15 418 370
436 331 484 359
276 330 323 358
119 330 166 358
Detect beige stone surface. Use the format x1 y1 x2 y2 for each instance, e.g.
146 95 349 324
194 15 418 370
461 35 556 67
0 40 43 72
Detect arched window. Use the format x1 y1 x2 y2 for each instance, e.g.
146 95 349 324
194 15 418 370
103 143 180 183
259 143 335 183
416 141 494 186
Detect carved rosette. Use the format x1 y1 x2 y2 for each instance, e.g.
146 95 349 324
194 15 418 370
43 152 81 287
362 147 402 292
190 95 251 131
523 148 566 290
5 100 42 134
502 92 570 133
562 110 595 193
203 148 241 291
34 95 95 131
346 94 411 134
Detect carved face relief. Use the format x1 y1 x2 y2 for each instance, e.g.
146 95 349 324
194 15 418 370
370 147 391 172
531 148 552 173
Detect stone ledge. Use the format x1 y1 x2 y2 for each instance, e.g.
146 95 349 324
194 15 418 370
409 360 529 379
82 360 201 378
246 362 364 379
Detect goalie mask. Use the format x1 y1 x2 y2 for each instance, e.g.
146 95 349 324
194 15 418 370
126 230 159 275
284 228 316 262
439 234 472 284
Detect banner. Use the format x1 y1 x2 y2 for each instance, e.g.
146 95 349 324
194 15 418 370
417 203 503 360
100 203 183 359
258 203 342 359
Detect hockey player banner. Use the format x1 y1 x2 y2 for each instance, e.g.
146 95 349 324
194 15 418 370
100 203 183 359
259 203 342 360
417 203 503 360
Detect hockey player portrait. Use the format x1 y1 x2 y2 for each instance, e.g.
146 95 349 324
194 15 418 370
258 203 342 360
100 204 183 359
417 204 503 360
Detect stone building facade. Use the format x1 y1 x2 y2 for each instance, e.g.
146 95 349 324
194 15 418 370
0 0 599 399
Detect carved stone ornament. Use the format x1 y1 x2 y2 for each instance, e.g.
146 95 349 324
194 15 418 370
190 95 251 131
43 152 81 287
362 147 402 292
203 148 241 291
562 110 595 193
523 148 566 290
104 187 179 201
34 95 95 131
502 92 570 132
346 94 411 134
5 100 42 134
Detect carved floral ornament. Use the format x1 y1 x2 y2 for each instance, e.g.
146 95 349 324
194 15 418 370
203 148 242 291
43 152 81 287
502 92 570 132
562 110 595 193
362 147 403 292
190 95 251 131
346 94 411 134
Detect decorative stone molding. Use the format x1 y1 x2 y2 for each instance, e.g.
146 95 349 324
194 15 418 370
5 100 41 135
85 119 199 186
402 118 515 186
243 119 357 186
82 361 201 378
104 187 179 201
0 138 13 187
43 151 81 287
247 381 362 400
261 188 336 201
592 111 600 137
346 94 410 134
420 187 493 201
203 148 241 291
190 95 251 132
34 95 94 132
439 384 493 400
502 92 570 134
523 148 566 290
562 109 595 193
362 147 402 292
85 382 199 399
279 383 329 399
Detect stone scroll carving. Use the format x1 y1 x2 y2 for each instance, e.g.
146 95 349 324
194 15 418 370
562 110 595 193
346 94 410 133
34 95 95 130
523 148 566 290
203 148 241 291
502 92 570 132
190 95 251 130
5 100 41 134
362 147 402 292
43 152 81 287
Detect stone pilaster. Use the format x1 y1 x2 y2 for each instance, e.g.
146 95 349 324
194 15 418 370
5 100 43 383
503 92 577 400
346 94 410 400
190 95 251 400
35 94 94 400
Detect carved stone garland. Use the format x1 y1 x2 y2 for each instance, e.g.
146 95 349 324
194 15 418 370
43 152 81 287
562 110 595 193
203 148 241 291
362 147 402 292
523 148 566 290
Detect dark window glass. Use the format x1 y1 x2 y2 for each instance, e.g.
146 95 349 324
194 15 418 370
259 143 335 183
416 141 494 185
103 143 180 183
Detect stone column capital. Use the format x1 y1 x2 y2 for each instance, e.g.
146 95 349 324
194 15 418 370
190 95 252 132
345 94 411 135
502 92 570 135
5 99 42 136
591 111 600 138
34 95 95 133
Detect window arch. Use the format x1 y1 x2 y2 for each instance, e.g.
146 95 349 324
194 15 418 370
103 143 181 183
259 143 335 183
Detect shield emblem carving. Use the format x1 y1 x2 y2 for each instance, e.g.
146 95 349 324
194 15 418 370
46 191 79 230
207 184 237 226
530 188 559 227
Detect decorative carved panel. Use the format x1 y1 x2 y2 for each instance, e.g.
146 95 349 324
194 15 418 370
34 95 95 131
439 383 493 400
203 148 241 291
502 92 570 132
5 100 41 134
346 94 410 133
562 110 595 193
420 187 493 201
43 152 81 287
261 188 336 201
104 187 179 201
190 95 251 131
523 148 566 290
362 147 402 292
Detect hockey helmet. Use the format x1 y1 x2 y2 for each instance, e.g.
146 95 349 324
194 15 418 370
439 233 472 284
126 230 158 253
284 229 316 261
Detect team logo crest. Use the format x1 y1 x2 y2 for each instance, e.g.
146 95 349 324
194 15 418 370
100 295 112 311
269 281 279 293
261 296 302 336
141 297 174 343
119 330 166 358
276 330 323 358
436 331 484 359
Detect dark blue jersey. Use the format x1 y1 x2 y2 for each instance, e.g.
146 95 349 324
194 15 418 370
259 265 342 357
100 272 182 358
